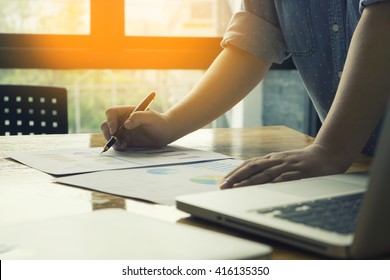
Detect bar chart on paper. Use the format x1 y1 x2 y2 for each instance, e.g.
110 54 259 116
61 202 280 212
5 145 231 175
57 159 243 205
190 175 223 185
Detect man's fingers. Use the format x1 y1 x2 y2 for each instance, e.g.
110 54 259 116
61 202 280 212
220 158 283 189
100 121 111 140
230 164 288 187
105 106 135 135
272 171 303 183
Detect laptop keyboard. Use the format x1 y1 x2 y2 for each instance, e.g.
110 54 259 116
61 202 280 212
257 193 364 234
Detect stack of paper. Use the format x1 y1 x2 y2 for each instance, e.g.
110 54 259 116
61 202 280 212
6 145 242 205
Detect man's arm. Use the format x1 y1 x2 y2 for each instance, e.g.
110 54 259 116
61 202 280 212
103 46 272 149
164 46 272 142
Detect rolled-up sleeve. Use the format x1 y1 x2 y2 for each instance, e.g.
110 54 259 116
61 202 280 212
360 0 390 12
221 2 288 64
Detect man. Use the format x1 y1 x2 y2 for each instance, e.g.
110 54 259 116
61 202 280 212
102 0 390 188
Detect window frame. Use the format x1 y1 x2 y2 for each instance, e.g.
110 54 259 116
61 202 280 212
0 0 222 69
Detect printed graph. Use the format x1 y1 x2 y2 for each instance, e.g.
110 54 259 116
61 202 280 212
190 160 239 173
147 168 181 175
190 175 224 185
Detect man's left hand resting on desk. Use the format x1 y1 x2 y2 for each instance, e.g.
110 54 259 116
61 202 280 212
219 144 350 189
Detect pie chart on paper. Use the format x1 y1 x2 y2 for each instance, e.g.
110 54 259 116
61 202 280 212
147 168 180 175
190 175 224 185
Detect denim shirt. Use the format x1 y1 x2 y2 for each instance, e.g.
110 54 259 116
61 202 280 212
221 0 388 155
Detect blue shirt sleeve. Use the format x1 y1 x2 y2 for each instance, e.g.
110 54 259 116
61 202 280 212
360 0 390 12
220 0 289 64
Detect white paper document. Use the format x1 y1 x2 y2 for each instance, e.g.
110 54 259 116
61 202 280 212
57 159 243 205
6 145 231 175
0 209 271 259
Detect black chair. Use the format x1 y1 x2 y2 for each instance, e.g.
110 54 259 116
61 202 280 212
0 85 68 135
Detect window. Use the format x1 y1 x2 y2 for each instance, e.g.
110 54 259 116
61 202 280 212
125 0 233 37
1 0 315 135
0 0 240 133
0 68 205 133
0 0 90 34
0 0 236 69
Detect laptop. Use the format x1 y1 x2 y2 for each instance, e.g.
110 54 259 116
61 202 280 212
176 101 390 259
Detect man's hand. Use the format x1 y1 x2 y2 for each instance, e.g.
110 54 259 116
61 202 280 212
219 144 350 188
101 106 173 150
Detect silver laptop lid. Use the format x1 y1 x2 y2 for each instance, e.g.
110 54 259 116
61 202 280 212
351 100 390 258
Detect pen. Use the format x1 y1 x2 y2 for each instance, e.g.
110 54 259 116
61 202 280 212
100 91 156 154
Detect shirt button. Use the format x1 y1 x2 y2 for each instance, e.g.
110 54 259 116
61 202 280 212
332 24 339 32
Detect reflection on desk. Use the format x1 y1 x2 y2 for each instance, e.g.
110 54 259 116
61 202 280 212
0 126 372 259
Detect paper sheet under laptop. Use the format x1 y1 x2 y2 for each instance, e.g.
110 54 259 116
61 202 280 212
57 159 242 205
5 145 231 175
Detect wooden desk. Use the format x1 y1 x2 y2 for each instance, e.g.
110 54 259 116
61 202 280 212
0 126 371 259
